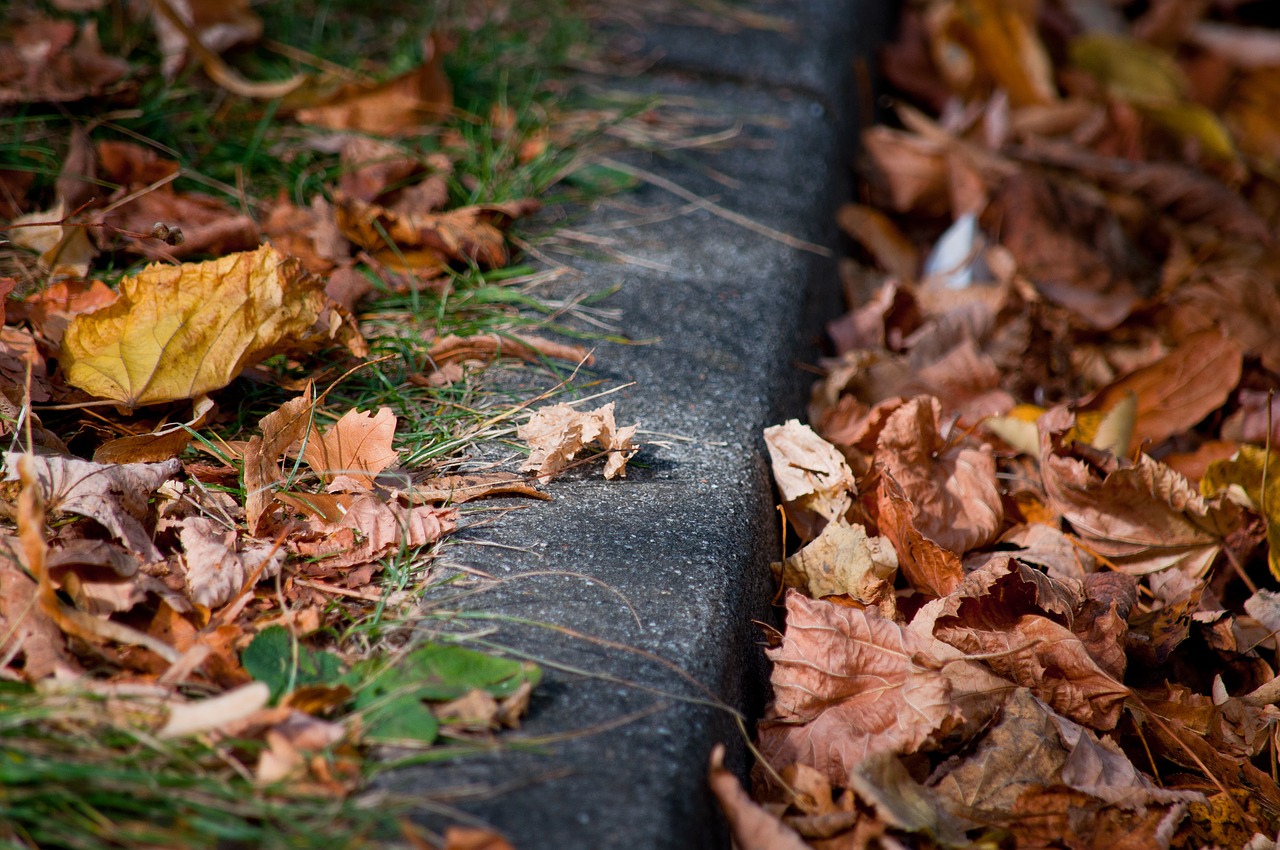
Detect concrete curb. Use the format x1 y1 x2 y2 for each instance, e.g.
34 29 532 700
388 3 891 846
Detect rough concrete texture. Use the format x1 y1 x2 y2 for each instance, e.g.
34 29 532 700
387 2 892 846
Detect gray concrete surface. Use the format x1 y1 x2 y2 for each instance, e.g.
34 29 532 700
387 2 892 846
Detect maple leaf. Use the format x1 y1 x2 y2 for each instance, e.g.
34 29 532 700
61 245 332 409
301 407 399 492
757 591 962 786
291 495 457 570
518 402 638 483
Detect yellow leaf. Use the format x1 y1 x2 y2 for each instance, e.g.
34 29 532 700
62 245 328 409
1202 446 1280 580
1070 33 1187 104
1139 102 1238 162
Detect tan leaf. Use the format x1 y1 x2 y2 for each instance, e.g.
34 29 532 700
179 517 284 609
244 388 315 535
295 34 452 136
3 452 181 561
771 517 897 609
301 407 398 492
1039 406 1239 575
757 591 960 785
149 0 263 78
764 419 856 542
707 744 811 850
158 681 271 738
62 245 329 409
1082 330 1242 450
397 472 549 505
873 396 1002 554
426 332 594 371
8 199 98 277
518 402 638 483
98 185 259 260
0 538 76 679
291 495 457 569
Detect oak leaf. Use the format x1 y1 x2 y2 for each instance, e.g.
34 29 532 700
62 245 330 409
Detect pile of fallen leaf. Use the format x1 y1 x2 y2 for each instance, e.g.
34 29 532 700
0 0 640 827
716 1 1280 848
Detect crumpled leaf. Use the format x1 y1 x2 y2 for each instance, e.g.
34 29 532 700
244 388 315 535
62 245 332 409
3 452 180 561
291 495 456 569
518 402 638 483
1039 405 1239 575
1202 445 1280 581
771 517 897 610
764 419 857 542
301 407 399 492
335 193 539 272
708 744 810 850
179 517 284 609
757 591 964 786
872 395 1003 554
876 473 965 597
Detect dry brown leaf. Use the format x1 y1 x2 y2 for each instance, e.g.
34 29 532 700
179 517 284 609
261 195 349 275
0 537 76 679
62 245 331 409
771 517 897 610
335 193 538 271
1039 406 1239 575
291 495 456 570
873 395 1002 555
397 472 549 505
337 137 423 204
3 452 180 561
244 388 315 535
11 278 118 346
757 591 961 786
764 419 856 542
8 199 99 278
426 332 594 371
707 744 811 850
97 187 260 260
518 402 638 484
928 558 1129 730
1081 329 1242 449
0 18 129 104
150 0 263 78
301 407 398 492
836 204 918 283
440 826 517 850
296 34 452 135
876 474 965 597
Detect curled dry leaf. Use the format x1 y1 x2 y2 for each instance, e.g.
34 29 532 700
3 452 181 561
301 407 399 492
61 245 332 409
426 332 594 372
757 591 962 786
397 472 549 505
771 517 897 611
1039 406 1239 575
291 495 457 570
876 474 965 597
763 419 856 542
518 402 638 483
872 395 1003 555
179 517 284 609
244 387 315 535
